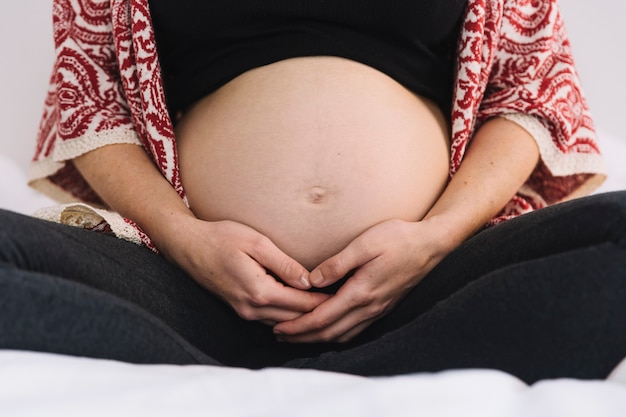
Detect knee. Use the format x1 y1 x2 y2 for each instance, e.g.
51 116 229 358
0 209 38 266
588 191 626 243
598 190 626 209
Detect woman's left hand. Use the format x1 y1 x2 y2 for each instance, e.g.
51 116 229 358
273 117 542 343
272 218 452 343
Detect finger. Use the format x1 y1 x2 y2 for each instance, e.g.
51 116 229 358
309 236 378 288
245 305 309 325
260 278 331 313
332 319 376 343
275 301 375 344
279 318 376 344
274 264 388 342
247 235 312 290
232 276 330 322
261 299 373 331
273 288 357 341
226 253 330 320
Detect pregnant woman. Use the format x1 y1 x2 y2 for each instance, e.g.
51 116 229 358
1 0 625 384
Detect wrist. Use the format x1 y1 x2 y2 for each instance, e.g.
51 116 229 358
139 205 199 262
419 213 477 257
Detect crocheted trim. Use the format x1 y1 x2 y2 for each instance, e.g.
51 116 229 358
33 203 143 245
27 178 81 206
52 129 142 162
28 159 66 188
500 113 607 177
28 131 144 204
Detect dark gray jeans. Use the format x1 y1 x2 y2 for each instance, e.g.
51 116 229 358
2 191 626 384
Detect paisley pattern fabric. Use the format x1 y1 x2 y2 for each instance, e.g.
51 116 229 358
29 0 606 246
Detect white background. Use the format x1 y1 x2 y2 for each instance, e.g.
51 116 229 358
1 0 625 175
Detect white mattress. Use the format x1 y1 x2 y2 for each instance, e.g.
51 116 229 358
0 350 625 417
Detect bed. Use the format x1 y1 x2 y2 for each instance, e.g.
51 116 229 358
0 350 625 417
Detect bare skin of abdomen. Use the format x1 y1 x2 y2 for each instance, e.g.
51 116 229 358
175 56 450 270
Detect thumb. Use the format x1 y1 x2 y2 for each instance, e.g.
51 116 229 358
248 238 311 290
310 239 374 288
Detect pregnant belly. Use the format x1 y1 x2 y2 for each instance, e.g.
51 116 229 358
175 57 450 270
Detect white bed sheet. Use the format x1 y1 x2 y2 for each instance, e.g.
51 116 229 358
0 132 625 416
0 350 625 417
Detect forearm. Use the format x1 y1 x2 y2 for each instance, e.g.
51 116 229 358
73 143 194 257
423 117 540 251
73 143 326 319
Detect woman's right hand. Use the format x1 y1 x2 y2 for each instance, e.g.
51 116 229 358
161 216 330 325
73 144 328 326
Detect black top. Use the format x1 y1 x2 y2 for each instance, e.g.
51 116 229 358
148 0 467 117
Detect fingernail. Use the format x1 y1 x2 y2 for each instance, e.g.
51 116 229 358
300 274 311 289
309 270 324 287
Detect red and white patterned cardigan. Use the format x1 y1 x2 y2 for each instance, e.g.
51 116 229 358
29 0 606 247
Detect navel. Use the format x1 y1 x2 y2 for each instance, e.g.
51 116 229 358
307 186 328 204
